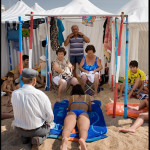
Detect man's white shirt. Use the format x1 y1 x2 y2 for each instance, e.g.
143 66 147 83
11 84 54 130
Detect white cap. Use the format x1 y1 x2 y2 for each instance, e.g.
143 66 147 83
40 55 46 61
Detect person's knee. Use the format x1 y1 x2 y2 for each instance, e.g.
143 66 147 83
71 77 79 85
139 113 148 120
81 75 87 81
59 79 67 87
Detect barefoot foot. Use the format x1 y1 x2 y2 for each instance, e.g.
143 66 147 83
78 138 87 150
60 137 68 150
119 128 136 133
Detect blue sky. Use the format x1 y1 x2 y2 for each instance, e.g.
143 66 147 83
2 0 130 13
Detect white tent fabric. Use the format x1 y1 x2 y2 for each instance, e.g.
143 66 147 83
1 0 42 23
116 0 148 23
31 3 46 13
1 0 113 77
108 0 148 87
46 0 112 15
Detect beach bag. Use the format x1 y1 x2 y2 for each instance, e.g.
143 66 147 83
7 29 19 41
59 67 73 81
22 28 30 37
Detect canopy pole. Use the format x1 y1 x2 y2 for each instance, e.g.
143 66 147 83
29 12 34 69
113 12 124 118
124 16 129 118
45 17 50 91
18 16 24 88
111 20 114 91
6 24 12 70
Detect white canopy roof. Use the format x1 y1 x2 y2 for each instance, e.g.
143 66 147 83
31 3 46 13
116 0 148 23
1 0 41 23
46 0 112 16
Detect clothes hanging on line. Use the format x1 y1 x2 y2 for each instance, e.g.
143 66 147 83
57 18 65 46
50 17 59 51
103 17 112 62
82 16 96 27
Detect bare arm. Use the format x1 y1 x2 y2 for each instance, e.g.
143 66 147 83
68 96 73 111
79 58 89 73
136 81 144 94
64 33 74 46
14 65 20 80
93 57 103 73
53 62 65 74
78 32 90 43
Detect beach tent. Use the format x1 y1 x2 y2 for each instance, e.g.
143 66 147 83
44 0 113 75
108 0 148 87
1 0 46 77
1 0 114 77
31 2 46 14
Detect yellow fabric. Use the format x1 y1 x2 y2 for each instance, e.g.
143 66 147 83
124 68 146 85
10 70 14 74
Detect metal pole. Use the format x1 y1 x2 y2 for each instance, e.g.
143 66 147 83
124 16 129 118
29 12 34 69
7 24 12 70
113 12 124 118
18 16 24 88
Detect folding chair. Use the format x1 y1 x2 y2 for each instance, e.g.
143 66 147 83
84 72 101 95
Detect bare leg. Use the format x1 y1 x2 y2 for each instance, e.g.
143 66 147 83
41 76 45 87
57 79 67 102
93 74 99 96
80 75 88 90
128 77 141 99
60 112 77 150
119 112 148 133
69 77 79 86
72 63 76 77
77 113 90 150
1 113 14 120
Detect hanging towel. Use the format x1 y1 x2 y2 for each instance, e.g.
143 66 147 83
50 17 59 51
82 16 96 27
103 17 112 62
57 19 65 46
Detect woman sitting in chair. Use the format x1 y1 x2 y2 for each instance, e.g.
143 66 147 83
61 84 91 150
52 47 78 102
79 45 103 97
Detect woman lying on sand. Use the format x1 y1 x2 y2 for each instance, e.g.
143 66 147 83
60 84 91 150
119 98 149 133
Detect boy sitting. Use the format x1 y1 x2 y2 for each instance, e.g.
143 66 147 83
1 72 16 106
118 60 146 99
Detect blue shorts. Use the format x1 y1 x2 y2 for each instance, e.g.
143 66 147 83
70 55 83 64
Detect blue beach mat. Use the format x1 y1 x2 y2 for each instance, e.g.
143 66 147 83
48 100 108 142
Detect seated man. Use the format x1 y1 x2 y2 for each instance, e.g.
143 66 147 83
118 60 146 99
11 68 54 149
52 47 79 102
79 45 103 97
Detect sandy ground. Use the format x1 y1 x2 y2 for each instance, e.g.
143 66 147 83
1 83 148 150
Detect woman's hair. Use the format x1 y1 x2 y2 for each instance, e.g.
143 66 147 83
71 84 85 96
85 45 96 53
56 47 66 56
6 72 14 78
